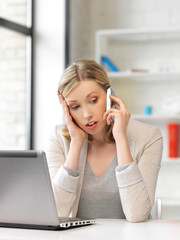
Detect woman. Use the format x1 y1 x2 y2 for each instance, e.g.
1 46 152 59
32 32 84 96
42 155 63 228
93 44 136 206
46 59 163 223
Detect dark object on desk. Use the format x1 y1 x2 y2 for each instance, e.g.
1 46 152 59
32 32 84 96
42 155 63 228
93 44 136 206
0 150 95 230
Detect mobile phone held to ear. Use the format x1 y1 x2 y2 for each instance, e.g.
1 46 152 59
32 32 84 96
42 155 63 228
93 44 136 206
106 87 115 111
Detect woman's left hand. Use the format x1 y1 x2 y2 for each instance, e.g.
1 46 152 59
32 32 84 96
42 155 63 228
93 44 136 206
103 95 131 140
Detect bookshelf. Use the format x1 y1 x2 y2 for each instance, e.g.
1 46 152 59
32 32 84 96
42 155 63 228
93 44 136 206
95 27 180 162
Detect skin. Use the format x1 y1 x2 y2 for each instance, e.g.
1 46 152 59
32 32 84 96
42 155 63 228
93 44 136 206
58 80 133 176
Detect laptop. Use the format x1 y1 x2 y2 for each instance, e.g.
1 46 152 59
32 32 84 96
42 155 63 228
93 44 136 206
0 150 95 230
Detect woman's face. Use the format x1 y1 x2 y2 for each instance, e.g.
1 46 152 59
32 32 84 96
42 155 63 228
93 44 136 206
65 80 108 137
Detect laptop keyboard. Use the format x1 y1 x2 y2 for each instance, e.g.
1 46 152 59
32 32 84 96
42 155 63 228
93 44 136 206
58 217 96 228
58 217 81 222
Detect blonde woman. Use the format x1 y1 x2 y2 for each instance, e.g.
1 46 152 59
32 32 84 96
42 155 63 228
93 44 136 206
46 59 163 222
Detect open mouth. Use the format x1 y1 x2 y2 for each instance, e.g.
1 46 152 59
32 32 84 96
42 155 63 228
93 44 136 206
86 121 98 129
86 121 97 126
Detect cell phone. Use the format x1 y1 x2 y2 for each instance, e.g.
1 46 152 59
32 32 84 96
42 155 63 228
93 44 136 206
106 87 115 122
106 87 115 111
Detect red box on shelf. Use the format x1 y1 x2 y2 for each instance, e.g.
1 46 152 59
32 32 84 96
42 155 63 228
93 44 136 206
168 123 178 158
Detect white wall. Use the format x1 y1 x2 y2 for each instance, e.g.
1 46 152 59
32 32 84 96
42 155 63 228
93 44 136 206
33 0 65 150
69 0 180 62
117 0 180 29
115 0 180 219
69 0 180 219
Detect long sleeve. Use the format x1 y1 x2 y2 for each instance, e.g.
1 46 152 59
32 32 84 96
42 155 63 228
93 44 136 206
46 125 80 217
115 125 163 223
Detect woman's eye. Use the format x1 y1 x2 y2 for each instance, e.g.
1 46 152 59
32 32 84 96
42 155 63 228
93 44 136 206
91 98 97 104
71 105 79 110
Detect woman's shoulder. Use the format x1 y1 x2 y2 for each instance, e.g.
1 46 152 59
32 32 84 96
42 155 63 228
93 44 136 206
52 124 65 137
48 124 63 140
127 118 162 142
48 124 70 150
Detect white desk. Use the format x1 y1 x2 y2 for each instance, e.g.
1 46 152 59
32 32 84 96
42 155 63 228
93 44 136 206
1 219 180 240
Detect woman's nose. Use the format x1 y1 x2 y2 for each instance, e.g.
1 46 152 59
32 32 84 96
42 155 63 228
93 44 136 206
83 108 93 120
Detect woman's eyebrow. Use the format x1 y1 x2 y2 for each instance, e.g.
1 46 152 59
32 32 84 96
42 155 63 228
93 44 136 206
67 100 78 103
86 91 98 98
67 91 98 103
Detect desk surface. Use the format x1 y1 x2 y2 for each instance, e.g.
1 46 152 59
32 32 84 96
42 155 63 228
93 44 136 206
1 219 180 240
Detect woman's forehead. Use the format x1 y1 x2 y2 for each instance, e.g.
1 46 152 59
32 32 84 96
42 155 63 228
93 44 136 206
65 81 105 102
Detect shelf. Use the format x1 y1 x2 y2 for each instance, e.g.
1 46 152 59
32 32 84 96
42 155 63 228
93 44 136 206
161 198 180 206
162 158 180 163
107 71 180 81
132 114 180 122
96 27 180 42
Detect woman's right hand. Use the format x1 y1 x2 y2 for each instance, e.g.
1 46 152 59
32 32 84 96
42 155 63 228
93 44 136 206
58 92 86 144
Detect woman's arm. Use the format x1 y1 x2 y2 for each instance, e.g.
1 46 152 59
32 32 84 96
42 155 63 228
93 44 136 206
104 95 133 166
46 93 87 217
59 93 86 170
116 125 163 222
46 127 80 217
104 96 163 222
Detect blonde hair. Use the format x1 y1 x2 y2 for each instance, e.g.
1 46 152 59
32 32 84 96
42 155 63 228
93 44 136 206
57 59 114 143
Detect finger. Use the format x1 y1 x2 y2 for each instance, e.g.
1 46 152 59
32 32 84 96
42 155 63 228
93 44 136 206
108 95 122 110
63 101 73 123
57 91 65 102
107 110 131 124
103 108 119 120
110 95 128 112
103 110 109 120
57 91 61 98
63 100 70 115
106 113 111 125
105 110 117 124
103 110 112 121
57 92 65 104
106 112 115 125
103 109 114 121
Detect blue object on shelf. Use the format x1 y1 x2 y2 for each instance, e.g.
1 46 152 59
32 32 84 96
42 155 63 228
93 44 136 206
101 56 119 72
143 105 152 115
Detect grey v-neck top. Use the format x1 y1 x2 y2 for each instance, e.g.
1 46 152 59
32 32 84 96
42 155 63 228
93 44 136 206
76 155 126 219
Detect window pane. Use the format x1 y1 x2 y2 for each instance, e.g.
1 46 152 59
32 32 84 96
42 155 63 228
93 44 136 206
0 27 28 150
0 0 28 26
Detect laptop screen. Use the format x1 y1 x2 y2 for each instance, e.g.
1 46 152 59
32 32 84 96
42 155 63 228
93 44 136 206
0 150 59 226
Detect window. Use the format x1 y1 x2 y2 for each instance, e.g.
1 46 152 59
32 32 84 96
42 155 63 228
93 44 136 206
0 0 33 150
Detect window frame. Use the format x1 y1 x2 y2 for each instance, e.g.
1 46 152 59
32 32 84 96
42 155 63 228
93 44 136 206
0 0 33 149
65 0 69 68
